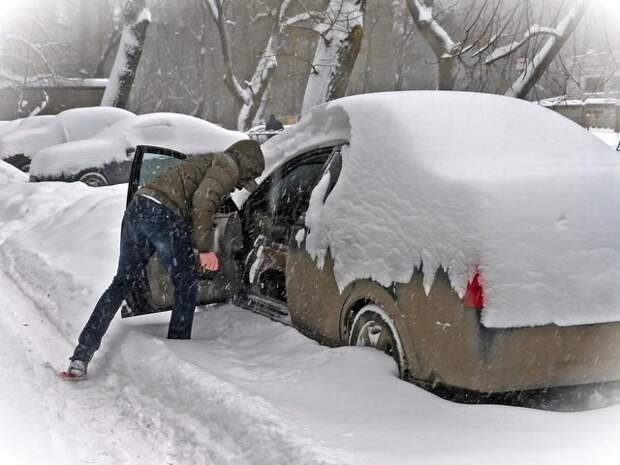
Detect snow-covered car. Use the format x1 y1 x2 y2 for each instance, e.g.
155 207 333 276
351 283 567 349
121 91 620 397
0 115 56 171
29 113 247 187
0 107 133 172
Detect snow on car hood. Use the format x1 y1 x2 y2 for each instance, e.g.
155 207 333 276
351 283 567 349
265 91 620 328
30 112 247 178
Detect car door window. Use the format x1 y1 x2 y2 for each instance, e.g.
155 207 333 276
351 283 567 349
273 161 326 224
320 147 343 203
127 146 186 204
244 150 331 245
139 152 184 186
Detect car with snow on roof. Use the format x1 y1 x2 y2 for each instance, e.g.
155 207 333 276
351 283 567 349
29 112 246 187
0 115 56 171
121 91 620 399
0 107 133 173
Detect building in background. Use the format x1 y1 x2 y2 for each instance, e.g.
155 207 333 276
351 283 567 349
540 47 620 131
0 77 108 120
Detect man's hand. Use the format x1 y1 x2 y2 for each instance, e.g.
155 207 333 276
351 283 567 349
199 252 219 271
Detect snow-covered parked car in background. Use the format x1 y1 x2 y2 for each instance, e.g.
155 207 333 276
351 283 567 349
121 91 620 398
0 107 133 172
29 113 247 187
0 115 56 171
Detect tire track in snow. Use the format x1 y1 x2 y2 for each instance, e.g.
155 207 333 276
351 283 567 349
0 308 68 465
0 262 184 465
0 243 346 465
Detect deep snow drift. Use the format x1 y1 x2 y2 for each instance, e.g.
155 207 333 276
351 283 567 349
2 154 620 463
263 91 620 328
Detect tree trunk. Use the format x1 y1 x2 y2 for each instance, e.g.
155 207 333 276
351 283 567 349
236 28 281 131
301 0 367 115
405 0 457 90
438 56 456 90
206 0 287 131
101 0 151 108
94 29 122 78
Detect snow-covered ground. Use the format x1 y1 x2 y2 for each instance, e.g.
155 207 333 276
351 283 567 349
590 127 620 150
2 160 620 464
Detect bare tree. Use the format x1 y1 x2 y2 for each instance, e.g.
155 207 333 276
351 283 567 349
301 0 367 114
101 0 151 108
404 0 593 99
405 0 513 91
391 0 417 91
95 28 122 78
484 0 592 98
405 0 459 90
204 0 292 130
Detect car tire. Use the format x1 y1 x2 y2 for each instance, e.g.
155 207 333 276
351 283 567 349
348 304 407 378
18 161 30 173
79 172 108 187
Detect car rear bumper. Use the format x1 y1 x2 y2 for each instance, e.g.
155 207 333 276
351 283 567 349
466 320 620 393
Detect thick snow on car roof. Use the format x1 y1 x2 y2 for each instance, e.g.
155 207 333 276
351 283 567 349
0 115 55 141
30 112 247 178
265 91 620 328
0 108 132 160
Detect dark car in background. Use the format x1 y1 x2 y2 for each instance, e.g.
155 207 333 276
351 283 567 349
0 107 132 173
29 113 246 187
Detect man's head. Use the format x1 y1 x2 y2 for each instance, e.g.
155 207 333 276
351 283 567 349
224 139 265 193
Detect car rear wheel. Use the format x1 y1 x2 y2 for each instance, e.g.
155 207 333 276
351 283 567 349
79 172 108 187
348 304 406 378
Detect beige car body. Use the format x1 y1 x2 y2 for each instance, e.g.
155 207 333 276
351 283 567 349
130 143 620 395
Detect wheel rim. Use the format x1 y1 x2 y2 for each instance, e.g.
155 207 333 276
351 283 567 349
349 305 406 377
355 320 396 357
79 172 108 187
20 163 30 173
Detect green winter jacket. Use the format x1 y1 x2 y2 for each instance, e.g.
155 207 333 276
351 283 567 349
137 139 265 252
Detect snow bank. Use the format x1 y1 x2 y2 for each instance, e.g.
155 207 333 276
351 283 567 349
264 91 620 328
590 128 620 150
0 108 133 161
30 112 247 178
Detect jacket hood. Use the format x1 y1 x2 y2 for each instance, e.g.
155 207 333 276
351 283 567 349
224 139 265 181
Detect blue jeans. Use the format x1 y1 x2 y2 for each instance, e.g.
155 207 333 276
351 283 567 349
72 195 198 363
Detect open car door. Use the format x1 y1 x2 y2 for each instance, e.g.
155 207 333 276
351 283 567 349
236 146 342 321
121 145 244 318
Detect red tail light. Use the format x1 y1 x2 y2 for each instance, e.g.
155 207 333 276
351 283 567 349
463 268 484 310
